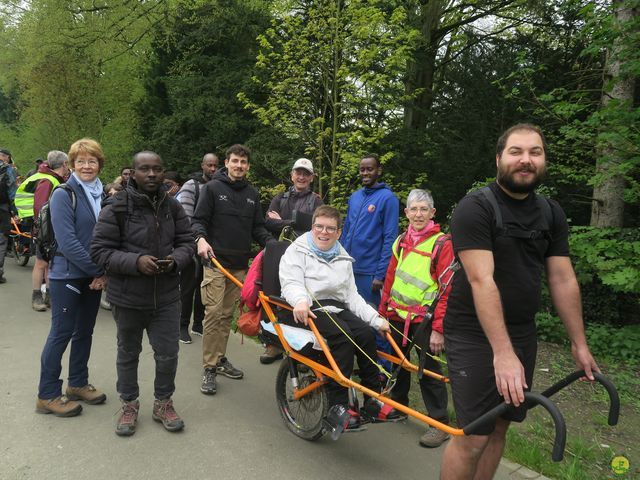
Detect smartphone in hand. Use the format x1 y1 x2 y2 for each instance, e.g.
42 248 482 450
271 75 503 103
155 259 173 271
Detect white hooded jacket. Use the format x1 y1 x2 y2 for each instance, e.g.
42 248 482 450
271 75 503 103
279 232 384 330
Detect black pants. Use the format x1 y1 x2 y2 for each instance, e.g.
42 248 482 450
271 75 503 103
113 302 180 401
389 321 449 423
180 256 204 329
283 301 381 406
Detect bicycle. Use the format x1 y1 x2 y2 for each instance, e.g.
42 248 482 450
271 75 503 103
9 216 33 267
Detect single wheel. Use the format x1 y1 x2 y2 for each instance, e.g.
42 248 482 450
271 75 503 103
276 358 328 441
13 238 30 266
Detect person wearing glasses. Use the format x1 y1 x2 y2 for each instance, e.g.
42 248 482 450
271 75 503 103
378 189 454 448
279 205 402 431
36 139 107 418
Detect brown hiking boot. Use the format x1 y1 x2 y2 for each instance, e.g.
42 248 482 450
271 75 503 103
116 399 139 437
35 395 82 417
66 384 107 405
419 427 450 448
152 398 184 432
32 290 47 312
259 344 284 365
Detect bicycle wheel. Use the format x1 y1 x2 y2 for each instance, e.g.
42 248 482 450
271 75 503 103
276 359 328 441
13 239 30 266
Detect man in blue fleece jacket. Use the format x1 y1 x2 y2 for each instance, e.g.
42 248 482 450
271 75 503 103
341 154 399 307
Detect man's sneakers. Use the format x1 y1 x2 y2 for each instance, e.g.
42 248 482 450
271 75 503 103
216 357 243 379
179 326 192 344
152 398 184 432
259 344 284 364
116 399 139 436
419 427 450 448
0 274 7 284
190 323 203 337
362 397 406 423
35 395 83 417
65 384 107 405
201 368 217 395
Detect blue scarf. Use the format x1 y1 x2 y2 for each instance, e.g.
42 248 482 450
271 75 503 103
306 232 341 263
73 172 103 220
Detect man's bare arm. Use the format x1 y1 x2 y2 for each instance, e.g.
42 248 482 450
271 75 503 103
458 249 527 406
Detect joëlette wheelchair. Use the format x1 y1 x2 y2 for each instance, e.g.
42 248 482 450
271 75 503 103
213 233 619 462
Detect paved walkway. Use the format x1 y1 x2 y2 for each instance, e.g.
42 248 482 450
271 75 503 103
0 259 547 479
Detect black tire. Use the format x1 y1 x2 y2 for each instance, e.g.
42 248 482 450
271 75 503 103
275 359 328 441
13 239 30 266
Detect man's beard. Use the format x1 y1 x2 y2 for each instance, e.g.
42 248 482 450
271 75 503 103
497 164 545 194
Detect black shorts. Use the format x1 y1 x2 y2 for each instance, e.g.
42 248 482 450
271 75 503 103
444 332 537 435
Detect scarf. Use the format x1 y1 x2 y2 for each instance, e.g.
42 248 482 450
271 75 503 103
73 172 103 220
405 221 435 246
306 232 341 263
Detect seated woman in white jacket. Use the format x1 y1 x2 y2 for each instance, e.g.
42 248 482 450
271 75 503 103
279 205 399 429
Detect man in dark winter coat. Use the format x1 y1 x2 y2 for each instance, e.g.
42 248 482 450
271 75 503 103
192 144 272 396
91 151 194 437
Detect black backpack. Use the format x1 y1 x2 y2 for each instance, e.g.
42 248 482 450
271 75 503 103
474 186 553 241
34 184 76 261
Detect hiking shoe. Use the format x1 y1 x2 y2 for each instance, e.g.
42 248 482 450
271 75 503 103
201 368 217 395
259 344 284 365
362 397 406 423
0 274 6 284
116 399 139 437
216 357 243 379
65 384 107 405
35 395 82 417
419 428 450 448
179 327 192 344
32 290 47 312
152 398 184 432
190 323 203 336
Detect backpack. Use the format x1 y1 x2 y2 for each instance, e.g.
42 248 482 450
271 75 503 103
474 186 553 241
34 184 76 261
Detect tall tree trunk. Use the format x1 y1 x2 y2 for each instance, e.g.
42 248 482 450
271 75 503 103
590 0 636 227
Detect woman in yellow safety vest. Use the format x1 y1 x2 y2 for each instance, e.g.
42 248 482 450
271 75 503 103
378 189 454 448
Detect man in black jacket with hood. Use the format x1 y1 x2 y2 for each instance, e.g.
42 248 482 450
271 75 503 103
192 144 272 395
91 151 194 436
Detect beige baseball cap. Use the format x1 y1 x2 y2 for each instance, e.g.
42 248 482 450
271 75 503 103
292 158 314 174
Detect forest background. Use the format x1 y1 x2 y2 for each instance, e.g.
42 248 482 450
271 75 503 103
0 0 639 476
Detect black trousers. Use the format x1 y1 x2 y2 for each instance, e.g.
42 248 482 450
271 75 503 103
389 321 449 423
113 302 180 401
179 256 204 329
284 301 381 406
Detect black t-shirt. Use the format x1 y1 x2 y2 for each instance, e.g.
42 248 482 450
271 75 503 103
444 182 570 340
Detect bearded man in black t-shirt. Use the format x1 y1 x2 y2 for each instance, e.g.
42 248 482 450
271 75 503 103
439 124 599 480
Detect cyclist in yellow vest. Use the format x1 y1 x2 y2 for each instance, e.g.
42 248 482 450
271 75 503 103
379 189 455 448
14 151 69 310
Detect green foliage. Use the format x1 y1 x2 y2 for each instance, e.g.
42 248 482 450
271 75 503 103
568 227 640 294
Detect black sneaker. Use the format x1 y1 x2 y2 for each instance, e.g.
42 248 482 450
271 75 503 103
362 397 406 423
0 274 6 284
191 324 203 337
216 357 244 379
179 327 192 344
200 368 217 395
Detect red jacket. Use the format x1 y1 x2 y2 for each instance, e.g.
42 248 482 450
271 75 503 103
378 223 454 334
33 164 65 218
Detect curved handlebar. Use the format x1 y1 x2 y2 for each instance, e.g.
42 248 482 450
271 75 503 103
463 392 567 462
540 370 619 426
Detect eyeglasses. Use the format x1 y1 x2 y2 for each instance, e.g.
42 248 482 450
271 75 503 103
407 206 432 214
312 224 338 234
76 159 99 167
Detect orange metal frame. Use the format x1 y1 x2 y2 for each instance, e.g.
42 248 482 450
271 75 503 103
10 217 32 239
258 291 465 437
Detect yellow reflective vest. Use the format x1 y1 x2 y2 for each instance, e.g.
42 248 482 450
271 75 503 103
14 172 60 219
388 232 443 320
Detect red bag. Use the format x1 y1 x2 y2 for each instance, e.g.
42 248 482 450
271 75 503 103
237 309 261 336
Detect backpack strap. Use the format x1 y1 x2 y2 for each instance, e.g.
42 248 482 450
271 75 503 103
429 233 450 280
